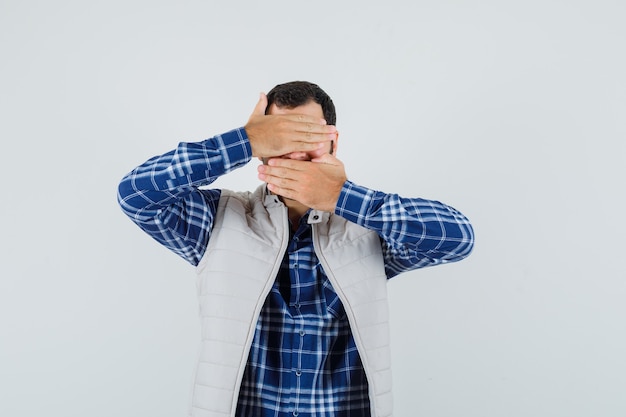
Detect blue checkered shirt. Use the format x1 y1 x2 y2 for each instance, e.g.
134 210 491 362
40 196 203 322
118 127 474 416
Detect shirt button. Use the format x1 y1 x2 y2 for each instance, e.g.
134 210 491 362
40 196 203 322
293 411 299 417
313 214 319 220
294 303 300 309
293 263 298 268
299 330 306 337
295 370 302 377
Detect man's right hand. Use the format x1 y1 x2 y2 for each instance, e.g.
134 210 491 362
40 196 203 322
244 93 337 158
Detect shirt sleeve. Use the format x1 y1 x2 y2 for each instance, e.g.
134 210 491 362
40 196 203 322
334 180 475 278
117 127 252 266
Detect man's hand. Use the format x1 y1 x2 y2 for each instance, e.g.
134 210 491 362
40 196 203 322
244 93 337 158
257 154 348 212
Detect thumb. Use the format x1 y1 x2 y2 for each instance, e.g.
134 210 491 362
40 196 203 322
250 92 268 118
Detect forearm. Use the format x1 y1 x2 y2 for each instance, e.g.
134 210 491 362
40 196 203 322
335 181 475 277
117 127 252 264
118 128 250 215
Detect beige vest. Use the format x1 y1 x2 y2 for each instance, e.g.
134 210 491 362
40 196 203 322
190 186 393 417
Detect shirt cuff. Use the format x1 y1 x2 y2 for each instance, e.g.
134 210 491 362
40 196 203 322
219 127 253 171
334 180 376 224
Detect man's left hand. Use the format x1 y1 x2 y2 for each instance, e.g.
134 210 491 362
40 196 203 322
257 154 347 212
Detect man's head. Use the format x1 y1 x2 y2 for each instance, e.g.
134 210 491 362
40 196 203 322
263 81 338 160
265 81 336 126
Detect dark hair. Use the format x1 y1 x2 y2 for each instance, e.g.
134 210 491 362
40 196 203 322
265 81 336 125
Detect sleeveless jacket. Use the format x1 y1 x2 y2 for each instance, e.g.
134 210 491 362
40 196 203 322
189 186 393 417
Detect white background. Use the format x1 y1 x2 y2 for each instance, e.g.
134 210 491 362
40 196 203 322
1 1 625 416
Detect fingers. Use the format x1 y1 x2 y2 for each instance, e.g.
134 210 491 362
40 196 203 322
258 160 306 186
249 93 268 118
288 141 328 154
245 93 337 157
266 182 297 200
293 117 335 135
265 119 334 154
266 158 310 170
277 116 336 141
258 160 306 181
257 157 346 212
257 165 299 197
288 129 336 149
289 113 327 126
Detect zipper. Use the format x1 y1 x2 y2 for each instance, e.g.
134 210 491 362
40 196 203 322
311 223 378 416
229 202 291 416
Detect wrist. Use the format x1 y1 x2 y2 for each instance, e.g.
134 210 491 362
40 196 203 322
334 180 373 222
217 127 253 170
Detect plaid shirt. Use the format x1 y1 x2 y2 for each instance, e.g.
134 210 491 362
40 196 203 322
118 128 474 416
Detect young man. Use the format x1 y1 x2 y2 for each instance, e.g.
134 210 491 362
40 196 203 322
117 81 474 417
